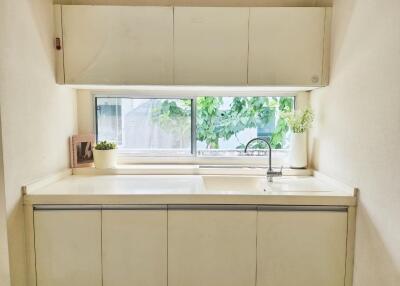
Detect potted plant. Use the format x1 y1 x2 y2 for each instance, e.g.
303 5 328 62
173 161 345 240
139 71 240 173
283 108 314 169
93 141 117 169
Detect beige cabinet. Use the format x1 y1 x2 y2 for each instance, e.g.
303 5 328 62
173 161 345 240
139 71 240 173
257 207 348 286
60 5 173 84
32 204 350 286
55 5 331 86
248 7 330 86
34 208 102 286
102 207 167 286
168 206 257 286
174 7 249 85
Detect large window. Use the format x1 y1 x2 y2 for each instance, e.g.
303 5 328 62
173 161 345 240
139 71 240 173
95 95 294 157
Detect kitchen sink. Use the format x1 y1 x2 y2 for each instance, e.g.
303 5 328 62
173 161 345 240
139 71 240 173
201 175 335 194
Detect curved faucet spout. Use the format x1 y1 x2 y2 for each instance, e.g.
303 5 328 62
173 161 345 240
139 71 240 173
244 137 282 182
244 137 272 172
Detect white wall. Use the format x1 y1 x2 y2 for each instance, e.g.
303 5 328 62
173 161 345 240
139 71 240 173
0 1 78 286
309 0 400 285
77 90 94 134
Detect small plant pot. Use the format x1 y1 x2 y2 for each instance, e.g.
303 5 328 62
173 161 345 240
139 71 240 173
93 149 117 169
289 132 307 169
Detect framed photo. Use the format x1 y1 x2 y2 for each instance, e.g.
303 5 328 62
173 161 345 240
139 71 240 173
69 134 95 168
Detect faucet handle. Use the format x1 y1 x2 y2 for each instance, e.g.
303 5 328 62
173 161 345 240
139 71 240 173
267 167 283 176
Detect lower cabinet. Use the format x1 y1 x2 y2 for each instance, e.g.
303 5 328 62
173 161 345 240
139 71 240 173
102 207 167 286
33 205 350 286
34 209 102 286
168 206 257 286
257 207 348 286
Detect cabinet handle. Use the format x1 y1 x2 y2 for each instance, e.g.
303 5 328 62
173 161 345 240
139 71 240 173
168 205 257 211
33 205 347 212
257 206 347 212
34 205 101 211
34 205 167 211
102 205 167 210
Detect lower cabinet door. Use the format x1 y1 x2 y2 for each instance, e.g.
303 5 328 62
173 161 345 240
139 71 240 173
257 208 348 286
34 209 102 286
168 207 257 286
102 208 167 286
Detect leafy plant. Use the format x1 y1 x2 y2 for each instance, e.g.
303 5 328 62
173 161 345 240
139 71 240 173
282 108 314 133
95 140 117 150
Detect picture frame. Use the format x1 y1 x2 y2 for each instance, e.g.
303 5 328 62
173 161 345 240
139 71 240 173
69 134 95 168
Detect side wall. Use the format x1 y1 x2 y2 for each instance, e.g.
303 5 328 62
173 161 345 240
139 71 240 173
0 1 78 285
0 0 11 284
0 116 10 286
309 0 400 285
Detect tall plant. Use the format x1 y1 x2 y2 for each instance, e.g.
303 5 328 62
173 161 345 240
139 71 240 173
283 108 314 133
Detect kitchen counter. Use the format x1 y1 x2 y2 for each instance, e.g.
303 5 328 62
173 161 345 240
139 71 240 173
23 173 357 206
23 171 357 286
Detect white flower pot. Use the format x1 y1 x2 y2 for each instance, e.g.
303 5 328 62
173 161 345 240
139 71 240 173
289 133 307 169
93 149 117 169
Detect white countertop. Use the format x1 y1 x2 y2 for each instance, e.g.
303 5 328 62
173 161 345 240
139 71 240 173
24 174 357 206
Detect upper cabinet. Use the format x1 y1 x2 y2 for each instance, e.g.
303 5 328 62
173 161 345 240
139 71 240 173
60 5 174 84
173 7 249 85
248 7 330 86
56 5 331 86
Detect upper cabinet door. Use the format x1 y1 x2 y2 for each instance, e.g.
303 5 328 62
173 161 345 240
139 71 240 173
174 7 249 85
62 5 173 84
248 7 328 86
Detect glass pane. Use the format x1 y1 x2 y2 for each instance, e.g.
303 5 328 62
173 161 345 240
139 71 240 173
196 96 294 156
96 97 192 155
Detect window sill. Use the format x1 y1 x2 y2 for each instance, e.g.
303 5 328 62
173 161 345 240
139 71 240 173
117 149 290 166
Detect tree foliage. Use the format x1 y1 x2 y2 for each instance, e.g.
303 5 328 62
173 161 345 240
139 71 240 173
151 99 192 146
152 97 293 150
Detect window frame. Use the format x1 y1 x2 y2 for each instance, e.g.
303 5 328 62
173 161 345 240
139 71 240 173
94 94 196 157
92 89 305 167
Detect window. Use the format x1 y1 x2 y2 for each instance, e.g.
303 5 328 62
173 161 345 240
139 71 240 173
95 95 294 157
196 96 293 156
96 98 192 155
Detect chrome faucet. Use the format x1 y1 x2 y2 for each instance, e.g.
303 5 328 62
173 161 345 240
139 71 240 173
244 137 282 183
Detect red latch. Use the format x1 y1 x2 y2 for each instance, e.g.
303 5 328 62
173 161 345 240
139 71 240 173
55 37 62 50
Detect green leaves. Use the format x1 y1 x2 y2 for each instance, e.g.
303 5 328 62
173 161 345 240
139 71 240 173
151 97 294 150
95 141 117 150
151 99 192 147
282 108 314 133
